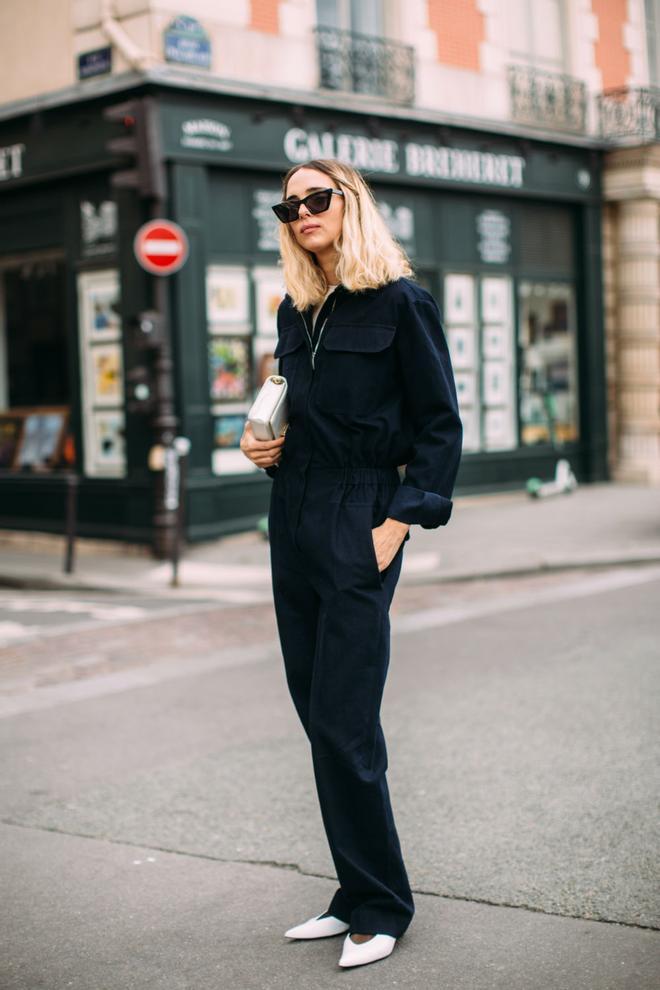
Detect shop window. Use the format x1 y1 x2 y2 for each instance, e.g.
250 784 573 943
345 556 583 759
444 273 517 453
0 256 76 473
518 281 579 446
205 263 284 476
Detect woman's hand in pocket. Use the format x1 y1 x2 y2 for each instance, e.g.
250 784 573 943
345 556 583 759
371 518 410 571
240 422 286 470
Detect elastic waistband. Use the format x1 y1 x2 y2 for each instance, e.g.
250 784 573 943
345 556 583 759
304 465 400 482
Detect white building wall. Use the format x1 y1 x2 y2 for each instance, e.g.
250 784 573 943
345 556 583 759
0 1 656 138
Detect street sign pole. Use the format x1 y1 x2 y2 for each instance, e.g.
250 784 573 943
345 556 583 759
134 217 189 564
105 96 190 566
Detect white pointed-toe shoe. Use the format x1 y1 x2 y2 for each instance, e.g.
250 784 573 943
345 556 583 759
338 933 397 967
284 913 350 939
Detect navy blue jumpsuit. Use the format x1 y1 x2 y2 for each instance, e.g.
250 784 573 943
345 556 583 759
265 275 463 938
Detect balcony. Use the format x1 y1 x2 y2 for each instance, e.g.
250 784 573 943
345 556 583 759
597 87 660 144
507 63 586 134
314 26 415 106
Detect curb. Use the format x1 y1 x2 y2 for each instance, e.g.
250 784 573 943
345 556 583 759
3 551 660 597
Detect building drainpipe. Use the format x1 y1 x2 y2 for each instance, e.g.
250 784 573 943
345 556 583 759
100 0 155 71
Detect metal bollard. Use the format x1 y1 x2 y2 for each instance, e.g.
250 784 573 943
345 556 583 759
63 473 79 574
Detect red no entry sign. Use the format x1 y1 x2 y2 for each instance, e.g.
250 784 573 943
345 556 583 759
133 219 189 276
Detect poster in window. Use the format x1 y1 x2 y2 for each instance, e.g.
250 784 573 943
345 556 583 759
214 413 245 449
78 269 121 341
253 188 283 252
0 414 24 468
89 410 125 474
253 266 286 335
482 361 511 406
459 406 480 451
482 325 509 361
17 411 68 469
481 277 511 324
448 326 475 369
257 352 278 388
206 265 249 328
454 371 476 406
444 274 475 325
253 335 278 387
211 407 258 475
484 408 515 449
90 343 124 406
209 336 250 401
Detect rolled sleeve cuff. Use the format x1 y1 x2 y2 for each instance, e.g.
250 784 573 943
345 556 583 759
386 484 453 529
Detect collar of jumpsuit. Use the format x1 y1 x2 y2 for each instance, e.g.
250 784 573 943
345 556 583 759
268 275 464 534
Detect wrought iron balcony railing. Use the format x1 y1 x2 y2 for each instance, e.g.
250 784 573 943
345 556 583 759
596 87 660 143
507 63 587 133
314 26 415 106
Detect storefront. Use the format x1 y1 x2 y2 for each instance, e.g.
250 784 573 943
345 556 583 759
0 83 606 546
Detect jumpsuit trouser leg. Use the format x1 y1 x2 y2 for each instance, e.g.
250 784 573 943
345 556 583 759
268 464 415 939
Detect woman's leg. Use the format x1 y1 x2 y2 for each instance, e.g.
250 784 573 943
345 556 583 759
269 485 353 924
299 473 415 939
309 555 414 938
269 489 321 741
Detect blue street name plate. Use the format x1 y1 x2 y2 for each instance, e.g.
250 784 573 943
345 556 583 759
78 46 112 79
164 15 211 68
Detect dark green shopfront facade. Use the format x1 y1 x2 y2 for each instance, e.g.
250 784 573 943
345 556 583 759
0 82 607 547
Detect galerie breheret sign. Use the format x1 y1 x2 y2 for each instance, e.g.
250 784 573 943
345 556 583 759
283 128 526 189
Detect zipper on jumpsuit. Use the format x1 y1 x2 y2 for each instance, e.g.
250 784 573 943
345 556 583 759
292 291 340 552
299 291 339 370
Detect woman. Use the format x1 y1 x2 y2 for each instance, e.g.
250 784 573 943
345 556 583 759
240 159 463 968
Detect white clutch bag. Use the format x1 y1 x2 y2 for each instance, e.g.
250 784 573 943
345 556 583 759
247 374 289 441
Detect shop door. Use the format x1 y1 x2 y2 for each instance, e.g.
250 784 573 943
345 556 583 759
0 254 73 471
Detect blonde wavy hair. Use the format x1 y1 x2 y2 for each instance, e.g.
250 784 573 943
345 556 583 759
276 159 415 311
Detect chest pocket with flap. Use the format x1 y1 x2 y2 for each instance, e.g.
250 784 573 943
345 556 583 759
273 323 307 391
316 323 397 415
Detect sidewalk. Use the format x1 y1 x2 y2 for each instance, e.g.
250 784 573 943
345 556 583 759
1 481 659 599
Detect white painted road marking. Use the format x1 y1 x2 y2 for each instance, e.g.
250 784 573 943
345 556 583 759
1 565 659 718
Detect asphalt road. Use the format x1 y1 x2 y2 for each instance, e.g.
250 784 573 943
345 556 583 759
1 565 659 989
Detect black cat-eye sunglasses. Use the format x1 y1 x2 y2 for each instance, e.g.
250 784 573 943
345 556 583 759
272 188 344 223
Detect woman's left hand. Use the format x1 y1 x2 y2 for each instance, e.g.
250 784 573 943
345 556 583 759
371 518 411 572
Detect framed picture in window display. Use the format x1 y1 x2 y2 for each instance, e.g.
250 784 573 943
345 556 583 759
459 406 480 451
481 276 511 324
483 408 515 450
0 413 25 469
482 325 509 360
447 326 476 370
209 336 250 401
206 265 250 329
89 343 123 406
253 188 283 252
444 274 475 325
253 266 286 335
211 405 257 475
16 409 69 470
78 269 121 342
482 361 511 406
253 335 278 387
518 281 579 445
88 410 125 475
454 371 477 406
